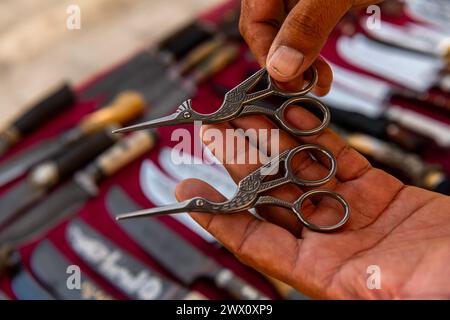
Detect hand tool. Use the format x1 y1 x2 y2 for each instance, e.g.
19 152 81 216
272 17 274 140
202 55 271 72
336 34 445 92
333 126 449 194
0 83 75 157
0 91 144 187
321 65 450 148
66 219 205 300
0 248 54 300
0 128 119 228
107 186 270 300
117 145 350 233
113 66 331 138
30 240 113 300
0 130 157 246
11 267 54 300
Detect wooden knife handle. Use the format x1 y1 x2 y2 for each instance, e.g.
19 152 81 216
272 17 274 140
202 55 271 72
191 44 239 84
79 91 145 133
8 83 75 138
97 130 157 177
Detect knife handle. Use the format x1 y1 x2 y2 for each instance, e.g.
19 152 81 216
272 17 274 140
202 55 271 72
96 130 158 178
190 43 239 84
393 89 450 114
211 268 269 300
1 84 74 145
159 22 213 61
79 91 145 134
29 129 118 187
175 35 226 76
329 107 425 152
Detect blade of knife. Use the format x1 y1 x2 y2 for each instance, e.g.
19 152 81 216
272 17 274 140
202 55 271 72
66 218 204 300
107 186 269 300
30 240 114 300
0 140 60 187
10 267 54 300
0 181 88 246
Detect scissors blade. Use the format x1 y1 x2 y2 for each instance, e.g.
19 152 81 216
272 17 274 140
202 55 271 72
115 199 194 220
112 112 179 133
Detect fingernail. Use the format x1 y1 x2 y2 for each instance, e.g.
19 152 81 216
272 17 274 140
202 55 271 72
268 46 304 78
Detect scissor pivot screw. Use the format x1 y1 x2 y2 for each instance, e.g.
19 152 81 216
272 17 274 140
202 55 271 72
196 199 204 206
183 111 191 119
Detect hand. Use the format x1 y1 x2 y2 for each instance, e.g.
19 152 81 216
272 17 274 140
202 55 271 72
239 0 383 95
175 108 450 299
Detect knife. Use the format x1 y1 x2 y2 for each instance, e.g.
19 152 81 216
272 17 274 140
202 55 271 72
11 267 54 300
0 128 119 228
0 248 54 300
0 91 145 187
107 186 269 300
333 125 449 194
0 83 75 158
336 34 445 92
0 130 157 246
30 240 114 300
66 219 205 300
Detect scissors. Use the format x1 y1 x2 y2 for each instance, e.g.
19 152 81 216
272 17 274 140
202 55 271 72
113 66 330 137
116 145 350 233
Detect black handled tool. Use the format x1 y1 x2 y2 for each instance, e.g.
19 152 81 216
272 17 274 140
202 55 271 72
0 128 118 228
0 83 75 157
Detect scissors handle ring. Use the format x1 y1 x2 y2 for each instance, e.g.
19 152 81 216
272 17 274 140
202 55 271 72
275 97 330 136
267 65 318 98
293 190 350 232
285 145 337 188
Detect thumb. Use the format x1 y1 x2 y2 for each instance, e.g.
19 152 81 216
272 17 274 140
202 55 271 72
266 0 352 82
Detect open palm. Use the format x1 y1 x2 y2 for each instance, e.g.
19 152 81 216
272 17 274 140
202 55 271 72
175 106 450 299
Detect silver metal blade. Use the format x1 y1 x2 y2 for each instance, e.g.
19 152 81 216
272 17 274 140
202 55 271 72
0 139 59 187
0 180 88 246
11 268 54 300
112 112 179 133
115 199 192 220
0 181 44 226
107 186 217 285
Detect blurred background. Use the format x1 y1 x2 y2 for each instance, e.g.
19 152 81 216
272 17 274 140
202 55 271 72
0 0 449 301
0 0 224 126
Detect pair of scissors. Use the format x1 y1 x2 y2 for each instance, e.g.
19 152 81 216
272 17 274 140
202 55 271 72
116 145 350 233
113 66 330 137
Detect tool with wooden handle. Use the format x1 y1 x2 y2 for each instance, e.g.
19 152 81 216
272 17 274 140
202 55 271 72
0 128 119 228
0 83 75 157
0 91 145 188
0 130 157 247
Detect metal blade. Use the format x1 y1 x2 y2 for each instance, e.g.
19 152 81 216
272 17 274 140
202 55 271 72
30 240 113 300
112 112 179 134
115 199 193 220
0 139 59 187
10 268 54 300
0 180 89 246
106 186 218 285
0 181 44 227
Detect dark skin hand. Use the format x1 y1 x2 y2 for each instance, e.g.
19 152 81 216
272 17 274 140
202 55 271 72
175 0 450 299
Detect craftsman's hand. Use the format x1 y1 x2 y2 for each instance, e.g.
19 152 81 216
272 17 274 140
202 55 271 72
239 0 383 95
175 108 450 299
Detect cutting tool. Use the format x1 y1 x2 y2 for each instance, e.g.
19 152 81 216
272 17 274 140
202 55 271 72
113 66 330 137
117 145 350 233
